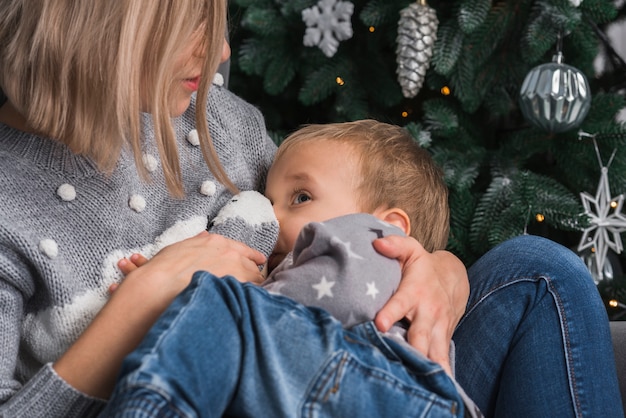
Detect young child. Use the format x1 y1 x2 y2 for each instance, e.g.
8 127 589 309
103 120 482 417
260 119 449 330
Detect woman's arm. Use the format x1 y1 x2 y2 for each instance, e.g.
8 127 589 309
373 235 469 376
53 232 265 399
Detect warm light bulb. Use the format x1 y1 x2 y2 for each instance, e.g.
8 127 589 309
611 201 618 209
401 111 409 118
610 299 619 308
336 77 345 86
369 26 375 33
440 86 451 95
535 213 545 222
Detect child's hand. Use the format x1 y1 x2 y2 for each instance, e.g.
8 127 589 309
109 254 150 293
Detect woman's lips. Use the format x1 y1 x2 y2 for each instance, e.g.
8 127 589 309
183 76 200 91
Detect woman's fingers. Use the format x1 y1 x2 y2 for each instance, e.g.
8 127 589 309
372 234 468 375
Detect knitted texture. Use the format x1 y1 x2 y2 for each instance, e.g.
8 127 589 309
0 85 276 416
208 190 279 261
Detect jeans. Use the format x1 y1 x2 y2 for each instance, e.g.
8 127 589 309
102 235 623 418
102 275 465 417
454 235 623 417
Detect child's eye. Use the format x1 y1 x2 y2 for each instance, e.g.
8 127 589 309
293 192 311 205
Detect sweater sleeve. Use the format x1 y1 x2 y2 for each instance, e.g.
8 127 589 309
0 364 105 417
0 251 105 417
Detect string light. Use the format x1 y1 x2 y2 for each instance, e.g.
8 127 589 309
401 111 409 118
369 26 375 33
611 200 618 209
610 299 626 309
535 213 545 222
336 76 345 86
440 86 451 95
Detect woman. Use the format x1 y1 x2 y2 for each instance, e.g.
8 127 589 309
0 0 620 416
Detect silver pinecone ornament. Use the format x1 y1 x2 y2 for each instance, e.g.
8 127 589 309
396 0 438 98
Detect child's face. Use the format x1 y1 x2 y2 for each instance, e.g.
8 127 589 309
265 140 363 271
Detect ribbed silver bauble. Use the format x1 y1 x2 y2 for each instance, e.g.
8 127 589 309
519 52 592 133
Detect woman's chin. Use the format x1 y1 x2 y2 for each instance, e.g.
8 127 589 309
170 97 192 117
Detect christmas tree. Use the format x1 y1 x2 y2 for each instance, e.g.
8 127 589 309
226 0 626 316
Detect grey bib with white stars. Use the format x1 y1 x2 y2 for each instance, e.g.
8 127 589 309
263 213 403 328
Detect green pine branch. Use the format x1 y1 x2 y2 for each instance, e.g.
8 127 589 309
228 0 626 283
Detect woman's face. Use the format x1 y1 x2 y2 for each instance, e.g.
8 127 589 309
168 34 231 117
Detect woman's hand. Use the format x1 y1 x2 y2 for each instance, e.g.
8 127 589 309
110 233 266 292
373 235 469 375
120 231 266 292
54 231 266 399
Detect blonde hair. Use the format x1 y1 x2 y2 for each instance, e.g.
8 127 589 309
0 0 235 196
275 120 450 251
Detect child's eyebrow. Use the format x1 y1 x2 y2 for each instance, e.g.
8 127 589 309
285 172 312 182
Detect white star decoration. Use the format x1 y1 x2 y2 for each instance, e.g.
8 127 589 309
577 166 626 278
312 276 335 299
366 282 379 299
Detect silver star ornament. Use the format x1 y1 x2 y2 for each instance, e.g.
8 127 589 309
577 166 626 278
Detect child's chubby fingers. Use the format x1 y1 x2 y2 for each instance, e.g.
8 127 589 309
117 258 137 276
110 254 150 294
129 253 149 267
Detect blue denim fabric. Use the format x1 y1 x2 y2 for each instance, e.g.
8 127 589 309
454 235 624 417
102 274 465 418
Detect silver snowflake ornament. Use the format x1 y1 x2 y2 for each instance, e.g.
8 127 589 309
577 166 626 279
302 0 354 58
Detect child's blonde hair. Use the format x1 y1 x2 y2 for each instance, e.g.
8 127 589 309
275 120 450 251
0 0 234 196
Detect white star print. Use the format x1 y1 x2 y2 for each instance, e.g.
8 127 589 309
330 236 364 260
577 166 626 278
366 282 379 299
265 279 287 295
312 276 335 299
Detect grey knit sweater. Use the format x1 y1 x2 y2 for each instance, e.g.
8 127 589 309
0 85 275 417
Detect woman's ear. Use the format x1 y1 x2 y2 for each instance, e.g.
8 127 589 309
372 207 411 236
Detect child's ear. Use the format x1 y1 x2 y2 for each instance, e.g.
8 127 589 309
373 207 411 236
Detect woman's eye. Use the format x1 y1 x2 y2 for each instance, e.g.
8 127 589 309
293 193 311 204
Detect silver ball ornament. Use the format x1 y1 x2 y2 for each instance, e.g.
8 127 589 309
577 247 623 285
519 53 591 133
